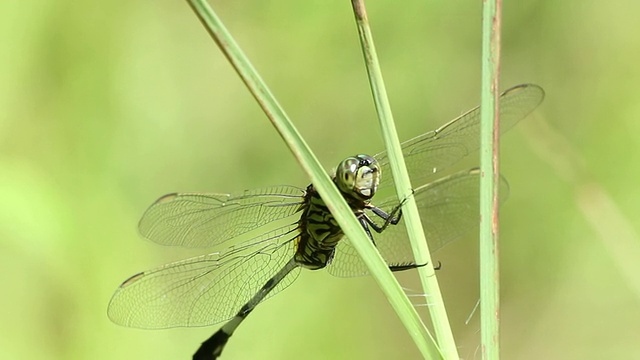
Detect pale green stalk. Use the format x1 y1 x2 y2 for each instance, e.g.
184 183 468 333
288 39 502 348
186 0 441 358
350 1 455 359
479 0 502 358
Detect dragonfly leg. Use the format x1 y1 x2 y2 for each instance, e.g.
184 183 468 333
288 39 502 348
359 212 394 238
365 203 403 233
359 198 406 244
357 215 378 245
389 262 424 272
367 193 411 231
389 260 441 272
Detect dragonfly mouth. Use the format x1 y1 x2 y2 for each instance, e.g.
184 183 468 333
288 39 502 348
355 166 379 199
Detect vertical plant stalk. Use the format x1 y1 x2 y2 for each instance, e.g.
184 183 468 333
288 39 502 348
185 0 441 358
350 1 457 359
479 0 502 358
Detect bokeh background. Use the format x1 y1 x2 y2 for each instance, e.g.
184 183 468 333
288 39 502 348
2 1 639 359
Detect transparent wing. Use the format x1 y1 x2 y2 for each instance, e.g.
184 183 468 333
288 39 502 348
139 185 305 248
107 223 301 328
328 169 509 277
374 84 544 192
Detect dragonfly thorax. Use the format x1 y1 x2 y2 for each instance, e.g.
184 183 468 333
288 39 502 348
334 154 380 201
293 154 380 270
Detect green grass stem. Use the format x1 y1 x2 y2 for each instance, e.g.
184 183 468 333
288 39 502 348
350 1 456 359
479 0 502 358
186 1 441 358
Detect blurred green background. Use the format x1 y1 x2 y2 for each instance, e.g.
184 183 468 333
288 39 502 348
2 1 639 359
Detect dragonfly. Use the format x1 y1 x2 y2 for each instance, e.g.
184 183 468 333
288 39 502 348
108 84 544 359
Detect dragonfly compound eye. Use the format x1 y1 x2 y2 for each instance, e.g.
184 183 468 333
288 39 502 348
335 157 359 193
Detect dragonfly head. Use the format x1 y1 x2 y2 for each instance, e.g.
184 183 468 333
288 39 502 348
335 154 380 201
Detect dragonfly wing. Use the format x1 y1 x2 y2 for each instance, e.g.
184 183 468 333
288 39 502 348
328 169 509 277
139 185 306 248
375 84 543 192
108 223 301 328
